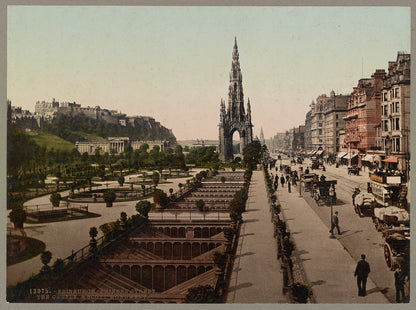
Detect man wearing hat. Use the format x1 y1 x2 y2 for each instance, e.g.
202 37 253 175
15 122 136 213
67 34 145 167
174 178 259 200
330 211 341 235
354 254 371 296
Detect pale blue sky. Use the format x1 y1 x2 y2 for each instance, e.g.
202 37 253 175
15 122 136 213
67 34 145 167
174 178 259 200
7 6 410 140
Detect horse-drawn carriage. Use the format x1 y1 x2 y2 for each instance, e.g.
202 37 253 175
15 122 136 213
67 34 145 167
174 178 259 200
352 188 375 217
301 173 318 192
347 165 361 175
311 180 337 205
383 228 410 270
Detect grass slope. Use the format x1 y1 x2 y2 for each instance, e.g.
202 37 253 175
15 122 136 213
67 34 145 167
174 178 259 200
25 131 75 152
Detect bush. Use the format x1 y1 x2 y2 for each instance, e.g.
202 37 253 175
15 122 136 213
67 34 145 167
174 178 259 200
49 192 62 206
274 204 281 213
52 259 66 276
152 171 160 186
183 285 219 303
136 200 152 218
212 251 227 270
153 189 169 208
89 227 98 239
290 282 312 303
195 199 205 212
103 189 116 204
220 176 226 183
9 206 27 229
118 175 125 186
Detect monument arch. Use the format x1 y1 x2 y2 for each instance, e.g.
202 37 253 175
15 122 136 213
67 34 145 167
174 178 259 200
219 38 253 162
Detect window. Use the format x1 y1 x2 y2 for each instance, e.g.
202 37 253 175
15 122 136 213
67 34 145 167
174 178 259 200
336 122 339 128
319 123 322 127
396 138 400 152
383 105 388 116
395 88 399 98
395 118 400 131
383 92 387 102
336 114 339 120
336 138 339 144
383 120 388 131
395 102 400 113
318 129 322 135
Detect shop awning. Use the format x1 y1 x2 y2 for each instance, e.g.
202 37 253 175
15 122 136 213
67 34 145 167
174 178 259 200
337 152 347 158
310 150 317 155
344 153 358 159
316 150 324 156
297 150 303 154
382 156 398 163
362 154 374 161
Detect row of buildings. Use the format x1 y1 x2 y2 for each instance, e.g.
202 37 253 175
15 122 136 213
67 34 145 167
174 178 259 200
269 52 410 175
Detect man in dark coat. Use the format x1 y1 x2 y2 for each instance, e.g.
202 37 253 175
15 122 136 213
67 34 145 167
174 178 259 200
394 265 406 302
330 211 341 235
354 254 371 296
280 175 285 187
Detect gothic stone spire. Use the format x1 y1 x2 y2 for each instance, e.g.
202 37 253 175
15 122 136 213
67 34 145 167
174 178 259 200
228 37 245 121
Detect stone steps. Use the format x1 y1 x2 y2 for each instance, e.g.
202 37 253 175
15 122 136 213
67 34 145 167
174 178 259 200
163 268 217 295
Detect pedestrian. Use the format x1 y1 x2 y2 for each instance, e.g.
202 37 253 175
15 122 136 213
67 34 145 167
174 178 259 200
394 265 406 303
329 211 341 235
288 181 291 193
280 175 285 187
354 254 371 296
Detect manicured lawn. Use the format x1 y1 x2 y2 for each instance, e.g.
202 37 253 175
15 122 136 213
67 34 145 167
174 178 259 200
25 209 101 224
7 235 46 266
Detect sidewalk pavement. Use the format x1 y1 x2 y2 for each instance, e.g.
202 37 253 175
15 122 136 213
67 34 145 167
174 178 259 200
226 170 287 303
276 180 389 303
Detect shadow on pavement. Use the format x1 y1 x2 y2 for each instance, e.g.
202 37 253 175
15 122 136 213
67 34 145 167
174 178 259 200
243 219 259 223
245 208 260 212
366 287 390 296
240 232 255 237
227 282 253 292
236 251 255 258
310 280 326 287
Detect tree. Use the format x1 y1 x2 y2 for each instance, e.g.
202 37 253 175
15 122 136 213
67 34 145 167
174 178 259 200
136 200 152 218
152 171 160 187
40 251 52 273
9 206 27 229
212 251 227 270
195 199 205 212
52 258 66 276
89 227 98 239
290 282 313 303
183 285 219 303
153 189 169 209
221 176 226 183
103 189 116 207
118 175 125 186
49 192 62 207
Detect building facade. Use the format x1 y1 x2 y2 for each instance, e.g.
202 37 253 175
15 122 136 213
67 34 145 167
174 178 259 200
323 91 349 157
304 110 313 153
380 52 410 173
76 138 170 155
343 70 385 165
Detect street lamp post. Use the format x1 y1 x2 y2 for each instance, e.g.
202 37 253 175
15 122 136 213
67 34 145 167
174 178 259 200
329 186 336 239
